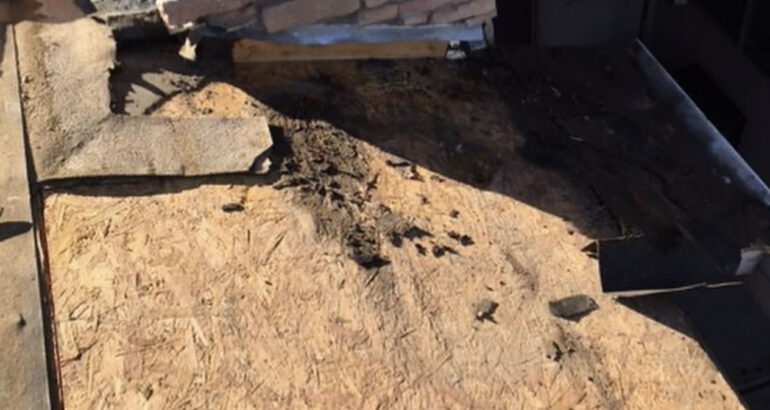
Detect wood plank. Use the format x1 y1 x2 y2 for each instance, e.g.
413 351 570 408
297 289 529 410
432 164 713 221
233 39 447 62
0 24 52 409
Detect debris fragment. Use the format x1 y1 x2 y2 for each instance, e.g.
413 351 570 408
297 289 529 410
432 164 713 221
581 242 598 259
431 244 457 258
448 231 474 246
273 177 311 190
389 232 403 247
347 225 390 269
403 226 432 240
473 299 499 323
449 209 459 218
366 174 379 192
221 203 244 213
385 159 410 168
143 385 154 400
354 254 390 270
178 32 200 61
546 341 563 362
406 164 423 181
548 295 598 321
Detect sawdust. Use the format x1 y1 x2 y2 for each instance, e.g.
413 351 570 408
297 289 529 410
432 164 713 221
44 59 742 408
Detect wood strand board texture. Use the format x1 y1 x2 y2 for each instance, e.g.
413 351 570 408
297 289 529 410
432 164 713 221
0 24 51 409
45 75 741 409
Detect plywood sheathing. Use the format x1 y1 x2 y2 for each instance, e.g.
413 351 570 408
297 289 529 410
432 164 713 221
46 78 741 408
0 25 51 409
15 18 272 182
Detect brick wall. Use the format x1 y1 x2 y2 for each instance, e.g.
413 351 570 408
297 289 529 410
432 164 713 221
157 0 497 33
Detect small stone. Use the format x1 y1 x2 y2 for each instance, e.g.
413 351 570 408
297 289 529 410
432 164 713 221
449 209 459 218
473 299 499 323
548 295 598 321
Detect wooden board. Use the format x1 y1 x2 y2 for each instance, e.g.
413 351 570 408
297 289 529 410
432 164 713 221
0 25 51 409
44 80 742 409
234 40 448 62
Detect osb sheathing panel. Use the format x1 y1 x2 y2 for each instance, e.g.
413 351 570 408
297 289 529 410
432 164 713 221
45 83 740 409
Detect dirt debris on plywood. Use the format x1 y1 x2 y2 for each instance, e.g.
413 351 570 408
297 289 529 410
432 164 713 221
44 77 741 409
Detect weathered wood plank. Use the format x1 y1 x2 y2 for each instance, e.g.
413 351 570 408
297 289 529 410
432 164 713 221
234 39 447 62
0 24 51 409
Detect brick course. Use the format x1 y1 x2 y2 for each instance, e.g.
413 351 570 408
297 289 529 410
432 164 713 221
262 0 360 33
155 0 497 33
157 0 253 30
358 4 399 25
430 0 496 24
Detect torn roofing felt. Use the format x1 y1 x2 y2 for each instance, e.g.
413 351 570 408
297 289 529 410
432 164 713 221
502 44 770 292
586 45 770 294
15 18 272 182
